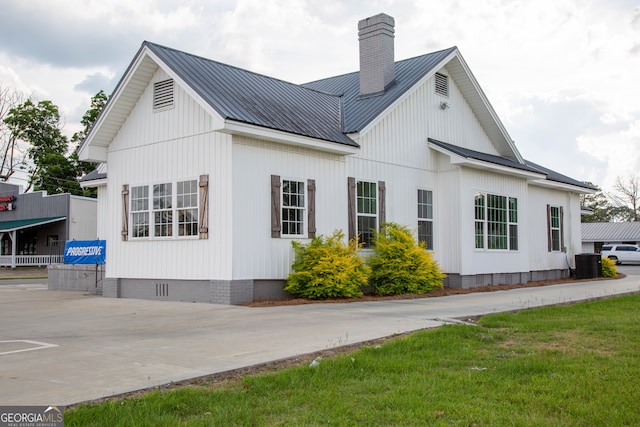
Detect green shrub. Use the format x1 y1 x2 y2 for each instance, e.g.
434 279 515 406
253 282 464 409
368 223 446 296
285 230 369 299
601 256 617 278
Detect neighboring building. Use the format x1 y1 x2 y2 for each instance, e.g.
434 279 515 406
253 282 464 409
79 13 596 304
581 222 640 253
0 182 97 268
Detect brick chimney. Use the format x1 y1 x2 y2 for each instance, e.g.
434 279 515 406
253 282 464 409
358 13 395 96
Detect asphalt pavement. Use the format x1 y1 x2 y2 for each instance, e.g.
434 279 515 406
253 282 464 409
1 267 640 406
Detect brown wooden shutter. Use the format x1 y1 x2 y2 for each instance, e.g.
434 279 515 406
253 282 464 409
348 177 356 240
559 206 565 252
307 179 316 238
271 175 281 238
199 174 209 239
546 204 552 252
378 181 386 231
121 184 129 241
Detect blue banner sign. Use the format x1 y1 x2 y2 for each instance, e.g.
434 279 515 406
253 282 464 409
64 240 106 265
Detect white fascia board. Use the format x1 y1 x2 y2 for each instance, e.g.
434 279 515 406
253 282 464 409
222 121 359 155
80 178 107 189
429 142 545 180
79 145 107 163
529 178 597 194
461 158 546 180
452 54 524 164
80 47 157 158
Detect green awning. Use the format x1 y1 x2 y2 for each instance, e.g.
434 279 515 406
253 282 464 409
0 216 66 232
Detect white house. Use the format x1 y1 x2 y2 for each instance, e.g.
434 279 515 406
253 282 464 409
79 13 596 304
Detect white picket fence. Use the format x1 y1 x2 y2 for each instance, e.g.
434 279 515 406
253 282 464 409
0 255 64 267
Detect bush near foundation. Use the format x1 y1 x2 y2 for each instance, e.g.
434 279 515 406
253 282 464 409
285 231 369 299
601 256 617 278
368 223 445 296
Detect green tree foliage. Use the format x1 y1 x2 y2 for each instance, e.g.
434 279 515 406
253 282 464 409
70 90 108 196
368 223 445 296
285 230 369 299
2 91 106 197
600 257 617 278
580 182 635 223
4 99 81 195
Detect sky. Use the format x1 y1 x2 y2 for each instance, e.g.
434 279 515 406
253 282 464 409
0 0 638 192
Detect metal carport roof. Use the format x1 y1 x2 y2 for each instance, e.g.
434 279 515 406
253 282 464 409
0 217 66 233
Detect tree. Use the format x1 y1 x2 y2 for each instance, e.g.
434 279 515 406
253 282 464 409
580 183 633 222
0 83 26 180
3 99 81 195
70 90 107 195
613 175 640 221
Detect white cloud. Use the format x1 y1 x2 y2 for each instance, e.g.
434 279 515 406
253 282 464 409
0 0 638 193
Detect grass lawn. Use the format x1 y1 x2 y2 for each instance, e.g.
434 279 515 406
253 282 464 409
67 294 640 426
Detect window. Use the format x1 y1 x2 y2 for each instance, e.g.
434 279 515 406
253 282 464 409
153 183 172 237
131 185 149 238
153 79 174 110
271 176 316 239
435 72 449 97
282 179 305 236
130 180 198 239
548 205 564 252
357 181 377 247
417 189 433 250
475 192 518 250
177 180 198 236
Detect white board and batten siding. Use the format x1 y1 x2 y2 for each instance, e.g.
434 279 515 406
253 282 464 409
231 136 348 280
104 68 233 281
527 185 582 271
346 70 505 275
68 196 98 240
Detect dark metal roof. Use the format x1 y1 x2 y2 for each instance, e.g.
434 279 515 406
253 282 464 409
302 48 457 133
79 169 107 182
146 42 456 145
145 42 357 147
428 138 543 174
428 138 597 190
524 160 598 191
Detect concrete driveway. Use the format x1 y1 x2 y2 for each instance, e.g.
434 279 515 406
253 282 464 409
2 274 640 406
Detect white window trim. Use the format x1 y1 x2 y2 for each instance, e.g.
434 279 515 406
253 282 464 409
129 178 199 241
280 177 307 238
417 188 434 250
474 191 518 252
549 205 562 252
356 180 378 247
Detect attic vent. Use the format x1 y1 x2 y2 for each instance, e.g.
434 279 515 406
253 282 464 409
153 79 174 110
435 73 449 97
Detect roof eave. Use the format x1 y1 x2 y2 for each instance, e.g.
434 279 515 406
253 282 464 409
429 141 545 180
80 178 107 189
79 44 158 162
222 120 359 155
529 178 598 194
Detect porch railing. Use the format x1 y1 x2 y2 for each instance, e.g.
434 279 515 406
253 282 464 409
0 255 64 267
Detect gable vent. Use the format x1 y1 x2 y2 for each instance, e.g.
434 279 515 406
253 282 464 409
435 73 449 97
153 79 174 110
